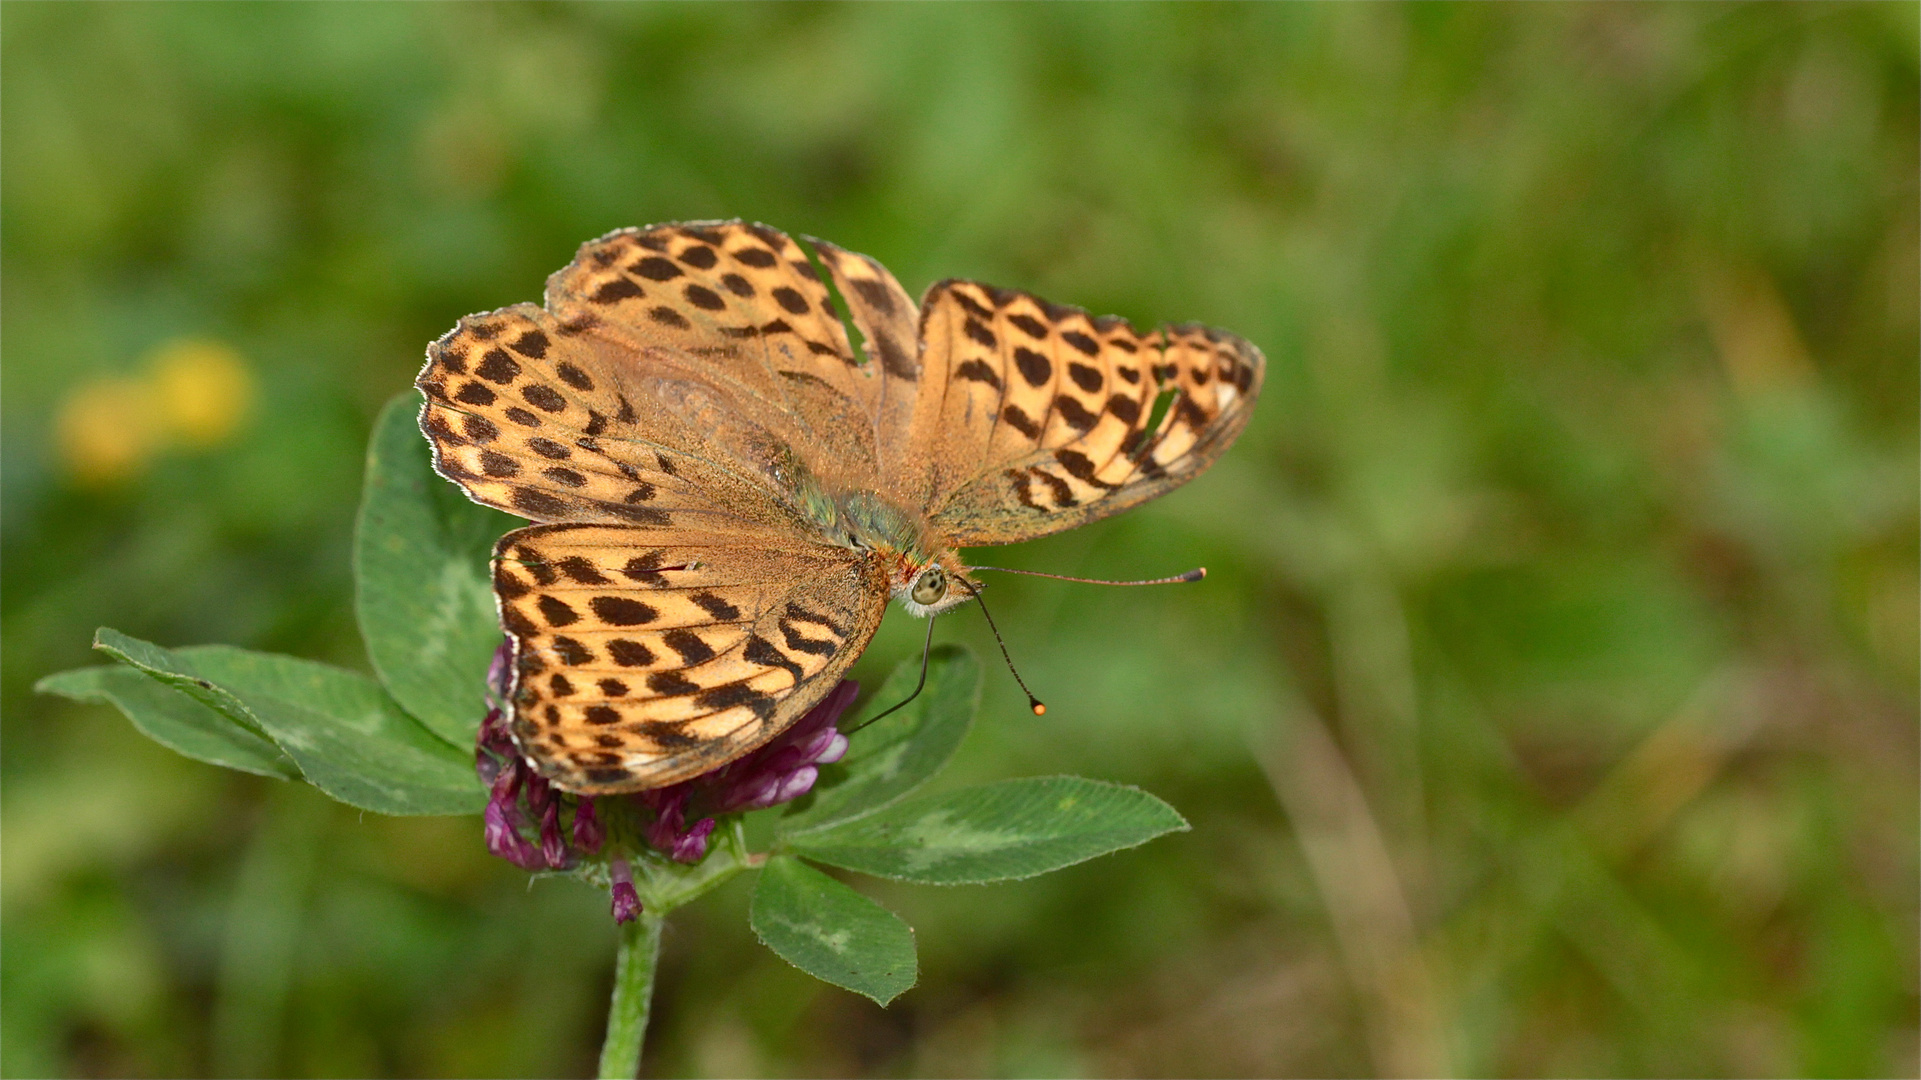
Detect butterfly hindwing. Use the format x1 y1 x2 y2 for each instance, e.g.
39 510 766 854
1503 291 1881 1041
493 523 887 792
909 280 1265 546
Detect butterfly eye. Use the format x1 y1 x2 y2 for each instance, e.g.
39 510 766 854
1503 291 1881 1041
911 565 947 606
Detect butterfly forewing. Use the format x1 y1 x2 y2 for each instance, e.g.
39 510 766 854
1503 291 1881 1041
909 280 1264 546
418 303 800 535
543 221 892 488
494 523 886 792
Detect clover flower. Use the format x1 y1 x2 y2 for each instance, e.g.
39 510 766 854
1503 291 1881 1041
476 639 856 920
633 679 856 863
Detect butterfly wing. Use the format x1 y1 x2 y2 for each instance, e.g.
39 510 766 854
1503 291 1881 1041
418 220 924 535
493 523 886 793
900 279 1264 546
541 220 914 492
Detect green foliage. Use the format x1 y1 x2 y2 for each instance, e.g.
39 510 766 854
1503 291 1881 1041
39 416 1183 1006
33 664 299 780
355 393 516 746
6 5 1915 1076
751 857 918 1007
70 629 481 816
787 777 1188 885
779 644 980 833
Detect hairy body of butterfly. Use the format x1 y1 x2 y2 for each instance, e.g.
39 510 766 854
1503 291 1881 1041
417 220 1263 794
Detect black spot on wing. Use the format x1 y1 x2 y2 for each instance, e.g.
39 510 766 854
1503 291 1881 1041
494 564 531 600
1055 396 1098 432
780 620 837 656
1061 330 1100 356
690 591 743 621
1007 313 1048 339
874 333 917 379
744 634 804 681
556 556 609 584
955 359 1002 390
538 595 579 626
851 277 898 314
552 636 594 665
772 287 809 315
522 384 566 412
1001 404 1041 439
607 638 656 667
694 682 777 719
476 350 520 383
512 488 568 517
647 671 698 696
784 602 844 635
1014 347 1051 387
510 330 549 359
633 257 682 281
591 596 658 626
592 278 643 304
637 721 701 748
1056 448 1117 488
662 628 715 664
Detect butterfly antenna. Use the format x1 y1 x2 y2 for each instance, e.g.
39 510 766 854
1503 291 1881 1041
955 577 1047 715
844 614 937 736
966 566 1206 586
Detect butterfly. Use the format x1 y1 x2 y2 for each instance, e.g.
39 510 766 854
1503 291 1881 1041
417 220 1262 794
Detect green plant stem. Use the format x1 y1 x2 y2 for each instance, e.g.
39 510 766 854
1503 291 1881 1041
598 910 665 1080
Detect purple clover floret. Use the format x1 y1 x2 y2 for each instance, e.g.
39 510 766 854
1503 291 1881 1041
476 631 860 921
483 764 546 871
631 680 859 858
637 786 716 864
609 856 642 925
486 638 514 702
572 796 604 854
475 707 508 785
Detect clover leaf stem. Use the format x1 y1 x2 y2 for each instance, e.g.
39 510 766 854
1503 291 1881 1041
598 819 760 1077
598 908 664 1080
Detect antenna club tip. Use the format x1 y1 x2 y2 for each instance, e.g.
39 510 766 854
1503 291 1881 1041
1190 567 1208 581
1030 701 1047 715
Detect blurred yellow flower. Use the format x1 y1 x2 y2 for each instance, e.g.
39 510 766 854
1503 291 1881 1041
149 338 254 447
53 337 255 485
55 376 163 485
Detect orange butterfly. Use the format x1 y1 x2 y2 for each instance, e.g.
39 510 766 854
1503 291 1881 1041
418 221 1262 793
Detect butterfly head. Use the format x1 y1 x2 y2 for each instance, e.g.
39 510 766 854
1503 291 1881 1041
891 550 978 618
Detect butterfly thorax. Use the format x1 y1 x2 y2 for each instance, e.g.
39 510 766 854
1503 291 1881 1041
788 483 973 619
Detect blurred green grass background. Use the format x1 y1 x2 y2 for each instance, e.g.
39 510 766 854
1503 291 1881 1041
3 3 1916 1077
